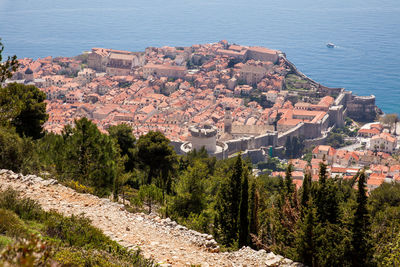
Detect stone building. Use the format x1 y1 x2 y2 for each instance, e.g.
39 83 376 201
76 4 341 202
88 48 145 75
369 132 397 153
247 47 279 63
88 48 109 72
239 64 269 85
216 46 247 61
77 68 96 84
106 53 135 76
346 95 377 121
142 64 187 79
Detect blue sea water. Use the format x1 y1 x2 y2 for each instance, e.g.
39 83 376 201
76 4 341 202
0 0 399 114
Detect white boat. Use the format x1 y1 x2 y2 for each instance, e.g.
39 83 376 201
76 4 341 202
326 43 335 48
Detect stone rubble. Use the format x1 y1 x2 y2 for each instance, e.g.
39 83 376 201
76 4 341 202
0 169 303 267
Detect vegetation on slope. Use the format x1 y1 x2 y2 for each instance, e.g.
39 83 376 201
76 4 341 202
0 188 152 266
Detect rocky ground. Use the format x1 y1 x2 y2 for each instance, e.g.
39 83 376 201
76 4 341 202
0 169 302 267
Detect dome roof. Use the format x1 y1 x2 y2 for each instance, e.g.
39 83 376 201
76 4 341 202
24 68 33 75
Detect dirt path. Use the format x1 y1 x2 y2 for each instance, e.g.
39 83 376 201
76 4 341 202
0 170 300 267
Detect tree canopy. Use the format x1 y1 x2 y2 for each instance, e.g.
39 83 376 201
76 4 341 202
108 124 136 172
59 118 123 196
0 39 19 83
137 131 177 194
0 83 48 139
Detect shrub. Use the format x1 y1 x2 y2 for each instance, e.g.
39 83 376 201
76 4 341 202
0 190 151 266
0 234 55 266
183 212 212 234
0 235 12 249
0 127 24 172
0 188 43 220
45 213 110 249
135 184 163 214
0 208 27 238
53 248 87 266
64 180 95 194
54 247 149 267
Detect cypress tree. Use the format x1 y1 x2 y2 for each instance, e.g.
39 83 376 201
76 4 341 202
301 169 312 217
296 203 317 266
249 180 259 237
214 177 234 245
315 161 328 222
214 155 243 247
318 161 327 185
274 164 300 255
230 155 243 236
315 161 340 224
239 168 249 247
351 171 372 266
276 174 285 212
285 163 294 197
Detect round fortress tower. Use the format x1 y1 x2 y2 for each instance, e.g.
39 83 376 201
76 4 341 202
189 125 217 153
180 124 228 159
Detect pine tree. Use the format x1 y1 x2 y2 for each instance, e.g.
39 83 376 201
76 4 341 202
137 131 177 195
0 39 19 83
351 171 372 266
171 161 207 217
239 167 249 247
0 83 48 139
60 118 123 197
137 184 163 214
108 124 136 172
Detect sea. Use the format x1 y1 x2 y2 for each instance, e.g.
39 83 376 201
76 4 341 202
0 0 399 114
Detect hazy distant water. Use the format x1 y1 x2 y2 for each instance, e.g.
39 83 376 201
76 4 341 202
1 0 399 114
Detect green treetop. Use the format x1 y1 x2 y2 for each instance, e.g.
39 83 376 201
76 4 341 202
108 124 136 172
0 39 19 83
137 131 177 195
0 83 48 139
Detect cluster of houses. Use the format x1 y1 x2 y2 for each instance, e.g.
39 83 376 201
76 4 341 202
271 133 399 192
3 41 399 192
358 123 398 153
4 41 342 145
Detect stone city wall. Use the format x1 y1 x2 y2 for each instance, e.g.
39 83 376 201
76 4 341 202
241 149 267 164
225 132 277 155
